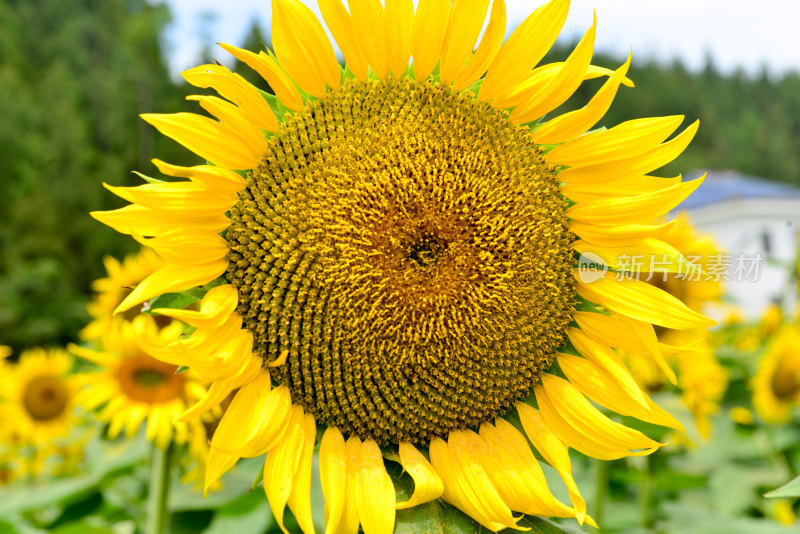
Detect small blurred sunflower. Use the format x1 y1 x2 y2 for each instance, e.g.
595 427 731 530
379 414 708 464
0 348 79 443
81 248 166 343
92 0 714 530
623 213 728 438
753 325 800 423
70 314 214 450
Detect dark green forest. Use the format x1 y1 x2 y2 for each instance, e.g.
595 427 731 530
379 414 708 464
1 0 799 351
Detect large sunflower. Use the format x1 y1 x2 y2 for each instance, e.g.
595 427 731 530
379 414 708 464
70 314 213 450
93 0 713 530
0 348 79 443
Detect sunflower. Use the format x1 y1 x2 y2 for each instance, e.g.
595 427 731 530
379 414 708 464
0 348 79 443
93 0 713 530
70 314 213 450
81 248 166 343
753 325 800 423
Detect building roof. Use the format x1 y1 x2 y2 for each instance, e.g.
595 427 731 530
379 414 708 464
679 170 800 209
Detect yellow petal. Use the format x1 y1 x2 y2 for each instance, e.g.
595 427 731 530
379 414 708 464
575 272 716 330
562 175 683 205
91 205 231 237
570 220 677 248
558 121 700 184
567 327 650 412
439 0 491 85
320 427 347 534
182 64 277 133
535 374 663 460
152 284 238 331
573 311 676 384
141 112 262 170
115 261 227 313
516 403 586 524
572 237 689 275
478 421 579 521
533 52 631 145
186 94 269 155
349 0 389 79
272 0 340 97
510 14 596 124
210 375 292 458
479 0 569 103
548 115 684 167
566 177 704 226
355 439 395 534
558 354 685 432
287 414 317 534
264 405 306 533
453 0 506 92
205 448 240 495
432 431 519 531
342 436 363 534
318 0 369 81
385 0 414 77
218 42 305 111
411 0 451 81
103 181 237 215
151 159 245 195
133 228 228 266
396 441 443 509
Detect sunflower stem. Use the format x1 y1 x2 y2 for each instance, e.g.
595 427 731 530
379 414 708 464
639 454 655 528
147 441 172 534
594 458 610 527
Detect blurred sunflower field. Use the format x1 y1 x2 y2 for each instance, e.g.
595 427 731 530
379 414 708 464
3 0 800 533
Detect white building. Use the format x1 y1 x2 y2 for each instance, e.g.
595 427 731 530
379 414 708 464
679 170 800 319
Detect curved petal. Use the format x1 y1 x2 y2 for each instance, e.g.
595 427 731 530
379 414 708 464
141 113 263 170
516 403 586 524
575 272 716 330
532 52 631 145
182 64 277 132
509 14 596 123
479 0 569 103
151 159 245 195
219 43 305 111
115 261 227 313
264 405 306 533
535 374 663 460
396 441 443 509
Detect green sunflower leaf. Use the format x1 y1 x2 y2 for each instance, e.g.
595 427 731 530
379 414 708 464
764 474 800 498
391 497 587 534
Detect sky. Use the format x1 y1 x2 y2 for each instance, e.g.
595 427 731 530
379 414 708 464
161 0 800 78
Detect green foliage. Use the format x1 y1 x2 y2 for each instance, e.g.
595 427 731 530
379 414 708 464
0 0 197 351
766 474 800 499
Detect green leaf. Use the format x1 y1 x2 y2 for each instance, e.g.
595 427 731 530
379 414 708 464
0 438 147 516
147 291 200 312
764 474 800 498
391 498 586 534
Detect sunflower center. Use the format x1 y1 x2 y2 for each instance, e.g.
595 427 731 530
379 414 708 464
116 354 185 404
226 77 576 445
23 374 70 421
